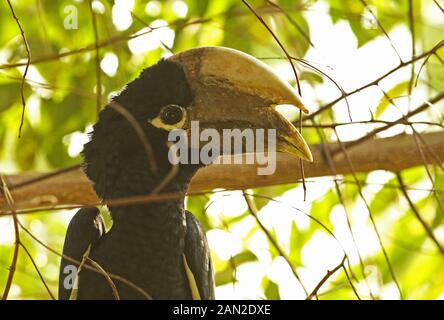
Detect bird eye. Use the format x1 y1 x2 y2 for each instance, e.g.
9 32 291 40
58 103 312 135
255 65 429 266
159 104 184 125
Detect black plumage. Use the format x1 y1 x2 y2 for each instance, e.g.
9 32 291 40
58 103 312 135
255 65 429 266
59 59 213 299
184 210 215 299
58 46 313 300
58 208 104 300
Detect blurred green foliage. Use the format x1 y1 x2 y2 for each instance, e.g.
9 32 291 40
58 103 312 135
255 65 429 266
0 0 443 300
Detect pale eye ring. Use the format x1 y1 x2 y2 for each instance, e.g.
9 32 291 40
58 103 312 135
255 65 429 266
159 104 184 125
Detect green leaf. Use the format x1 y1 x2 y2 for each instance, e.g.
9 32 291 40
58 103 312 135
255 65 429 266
215 251 258 286
262 277 280 300
299 71 324 84
186 195 212 231
376 81 409 118
309 189 339 232
252 183 298 211
369 177 399 216
15 120 39 170
0 83 31 113
289 221 304 265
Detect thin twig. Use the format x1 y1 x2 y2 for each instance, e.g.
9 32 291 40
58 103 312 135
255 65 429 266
312 120 374 299
9 164 81 190
108 101 158 174
342 259 361 299
306 255 346 300
0 4 321 71
265 0 316 49
412 130 444 171
242 0 308 199
407 0 416 97
0 190 186 216
86 257 120 300
19 242 56 300
0 175 21 300
302 119 444 129
242 0 302 95
18 222 151 299
333 130 404 299
396 173 444 255
410 130 444 218
376 88 444 219
130 12 174 54
359 0 403 63
6 0 31 137
0 18 210 70
289 56 351 121
330 91 444 156
433 0 444 14
303 40 444 121
89 0 102 117
242 190 309 297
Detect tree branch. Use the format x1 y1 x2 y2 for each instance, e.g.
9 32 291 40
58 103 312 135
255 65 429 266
1 131 444 210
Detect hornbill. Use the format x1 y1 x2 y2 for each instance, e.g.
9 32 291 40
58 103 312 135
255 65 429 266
58 46 313 300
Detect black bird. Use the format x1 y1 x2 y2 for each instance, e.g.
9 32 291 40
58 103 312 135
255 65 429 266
58 47 313 300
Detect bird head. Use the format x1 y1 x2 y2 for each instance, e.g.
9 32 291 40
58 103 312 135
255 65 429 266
83 46 312 199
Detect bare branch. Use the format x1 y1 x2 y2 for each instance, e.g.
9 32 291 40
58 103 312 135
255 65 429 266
1 131 444 211
330 91 444 155
303 41 444 121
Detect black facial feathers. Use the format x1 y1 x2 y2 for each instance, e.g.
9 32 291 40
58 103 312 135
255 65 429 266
82 59 193 199
114 59 193 119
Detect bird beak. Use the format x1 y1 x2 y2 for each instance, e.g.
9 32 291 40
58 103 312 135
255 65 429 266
168 46 313 162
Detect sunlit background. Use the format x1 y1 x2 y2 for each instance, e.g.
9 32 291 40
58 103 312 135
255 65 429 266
0 0 443 299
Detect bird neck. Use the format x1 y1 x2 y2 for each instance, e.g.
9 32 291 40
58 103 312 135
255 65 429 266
105 158 202 226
